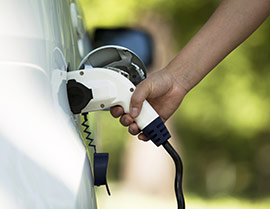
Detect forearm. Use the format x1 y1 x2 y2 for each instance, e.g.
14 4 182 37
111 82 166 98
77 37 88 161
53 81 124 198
112 0 269 139
167 0 270 92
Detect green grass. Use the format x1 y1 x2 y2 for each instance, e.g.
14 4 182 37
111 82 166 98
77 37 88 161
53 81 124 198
96 182 270 209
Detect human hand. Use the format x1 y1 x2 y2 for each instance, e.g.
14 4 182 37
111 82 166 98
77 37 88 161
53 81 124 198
110 68 187 141
111 0 270 142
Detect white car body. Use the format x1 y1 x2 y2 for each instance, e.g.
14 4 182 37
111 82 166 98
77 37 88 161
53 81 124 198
0 0 97 208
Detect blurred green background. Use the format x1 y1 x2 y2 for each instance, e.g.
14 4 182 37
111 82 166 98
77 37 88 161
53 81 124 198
78 0 270 208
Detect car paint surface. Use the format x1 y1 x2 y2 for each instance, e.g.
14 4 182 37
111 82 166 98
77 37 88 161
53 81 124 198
0 0 97 208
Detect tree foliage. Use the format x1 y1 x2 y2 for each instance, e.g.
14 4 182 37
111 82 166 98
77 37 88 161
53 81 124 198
79 0 270 197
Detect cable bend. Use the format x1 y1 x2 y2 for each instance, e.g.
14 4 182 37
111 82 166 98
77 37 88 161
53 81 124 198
162 141 185 209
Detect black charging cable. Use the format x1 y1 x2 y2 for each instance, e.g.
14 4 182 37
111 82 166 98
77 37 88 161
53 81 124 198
162 141 185 209
81 111 185 205
142 116 185 209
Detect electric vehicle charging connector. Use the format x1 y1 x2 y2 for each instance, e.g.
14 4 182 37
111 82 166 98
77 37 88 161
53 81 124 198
67 68 171 146
66 45 185 209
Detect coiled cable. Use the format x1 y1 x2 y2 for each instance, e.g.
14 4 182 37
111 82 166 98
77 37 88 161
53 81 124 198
82 112 96 152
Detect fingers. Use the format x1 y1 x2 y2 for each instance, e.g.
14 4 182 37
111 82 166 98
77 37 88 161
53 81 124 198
110 106 124 118
120 114 133 127
110 106 149 141
130 80 151 118
110 106 136 129
110 106 135 128
128 122 140 135
112 78 153 123
129 123 149 142
138 133 148 141
110 78 153 141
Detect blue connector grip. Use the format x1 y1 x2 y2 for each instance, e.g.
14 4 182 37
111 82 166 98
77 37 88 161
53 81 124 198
142 116 171 146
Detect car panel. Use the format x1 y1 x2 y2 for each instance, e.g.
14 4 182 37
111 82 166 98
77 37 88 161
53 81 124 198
0 0 96 208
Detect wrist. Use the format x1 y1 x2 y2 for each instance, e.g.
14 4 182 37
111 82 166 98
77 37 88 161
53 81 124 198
164 55 194 95
162 64 189 101
164 42 212 94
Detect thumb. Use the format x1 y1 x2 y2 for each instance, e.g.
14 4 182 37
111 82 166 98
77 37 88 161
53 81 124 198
129 79 152 118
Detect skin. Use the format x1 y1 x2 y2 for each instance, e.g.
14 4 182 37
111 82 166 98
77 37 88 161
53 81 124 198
110 0 270 141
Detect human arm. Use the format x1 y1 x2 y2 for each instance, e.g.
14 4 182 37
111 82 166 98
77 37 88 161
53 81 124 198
111 0 270 140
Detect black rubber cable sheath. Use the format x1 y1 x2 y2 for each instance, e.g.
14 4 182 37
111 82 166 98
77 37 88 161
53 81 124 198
162 141 185 209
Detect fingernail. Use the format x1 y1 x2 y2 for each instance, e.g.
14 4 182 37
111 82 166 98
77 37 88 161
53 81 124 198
115 108 121 116
129 127 134 134
124 119 130 126
131 107 139 118
138 135 146 141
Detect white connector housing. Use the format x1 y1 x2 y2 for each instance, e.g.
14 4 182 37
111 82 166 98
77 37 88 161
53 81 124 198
67 68 158 130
